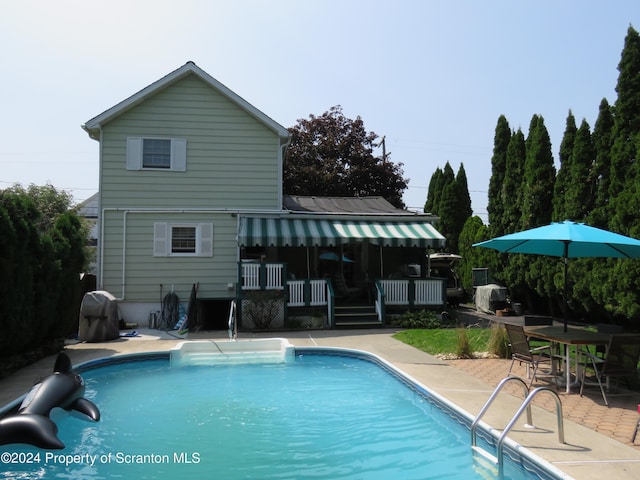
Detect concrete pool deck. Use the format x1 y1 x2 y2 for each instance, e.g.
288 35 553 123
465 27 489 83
1 328 640 480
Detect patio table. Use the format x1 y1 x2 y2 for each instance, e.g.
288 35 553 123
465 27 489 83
524 326 610 393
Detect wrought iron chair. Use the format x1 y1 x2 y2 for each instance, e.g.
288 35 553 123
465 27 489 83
579 334 640 406
505 323 554 388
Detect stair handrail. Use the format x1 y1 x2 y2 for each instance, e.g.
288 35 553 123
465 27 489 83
374 280 385 323
471 376 532 447
228 300 237 340
496 386 565 478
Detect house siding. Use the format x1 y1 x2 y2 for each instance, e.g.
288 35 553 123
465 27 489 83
96 72 284 306
101 210 238 302
99 75 282 210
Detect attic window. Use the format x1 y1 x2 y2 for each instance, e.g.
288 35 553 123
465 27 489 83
126 137 187 171
143 139 171 168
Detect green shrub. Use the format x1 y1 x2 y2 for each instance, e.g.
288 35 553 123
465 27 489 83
488 324 510 358
393 310 453 329
455 328 473 359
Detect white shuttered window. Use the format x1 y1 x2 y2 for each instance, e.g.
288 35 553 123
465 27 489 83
127 137 187 171
153 222 213 257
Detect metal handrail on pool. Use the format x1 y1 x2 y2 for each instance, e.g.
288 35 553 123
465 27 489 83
496 387 565 478
471 378 565 479
471 376 533 448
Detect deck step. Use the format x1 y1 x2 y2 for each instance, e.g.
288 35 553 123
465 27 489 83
334 304 380 326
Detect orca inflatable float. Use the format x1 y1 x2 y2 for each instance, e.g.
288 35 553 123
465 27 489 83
0 352 100 449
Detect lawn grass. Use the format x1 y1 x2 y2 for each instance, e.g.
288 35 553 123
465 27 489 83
392 328 493 356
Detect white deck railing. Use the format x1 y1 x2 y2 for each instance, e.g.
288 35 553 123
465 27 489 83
379 278 445 306
380 279 409 305
241 262 284 290
240 262 445 309
414 279 446 305
287 279 327 307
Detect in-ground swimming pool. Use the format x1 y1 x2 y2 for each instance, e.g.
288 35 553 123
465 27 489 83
0 348 565 480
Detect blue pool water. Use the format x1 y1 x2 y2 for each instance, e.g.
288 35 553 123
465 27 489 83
1 351 560 479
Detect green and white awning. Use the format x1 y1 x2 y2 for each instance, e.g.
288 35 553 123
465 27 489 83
239 217 445 248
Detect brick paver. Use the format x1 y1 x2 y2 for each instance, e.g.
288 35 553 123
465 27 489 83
447 357 640 450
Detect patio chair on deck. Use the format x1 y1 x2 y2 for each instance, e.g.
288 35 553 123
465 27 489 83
579 334 640 406
505 323 554 388
330 273 359 300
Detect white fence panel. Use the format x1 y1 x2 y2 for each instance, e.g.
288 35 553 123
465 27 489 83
414 279 445 305
309 279 327 306
288 280 305 306
242 263 261 290
380 279 409 305
265 264 284 290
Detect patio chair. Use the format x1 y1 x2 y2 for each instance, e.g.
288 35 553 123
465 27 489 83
330 273 359 300
579 334 640 406
505 323 555 388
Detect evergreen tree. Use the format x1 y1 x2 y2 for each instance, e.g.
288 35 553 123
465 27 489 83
458 216 493 293
487 115 511 237
424 162 473 253
434 163 457 250
609 26 640 235
589 98 615 228
501 129 526 232
552 111 577 221
451 164 473 252
522 115 555 229
565 119 595 221
424 167 443 214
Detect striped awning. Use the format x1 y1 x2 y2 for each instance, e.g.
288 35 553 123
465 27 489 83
239 217 445 248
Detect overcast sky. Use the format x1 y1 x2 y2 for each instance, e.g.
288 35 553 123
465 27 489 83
1 0 638 221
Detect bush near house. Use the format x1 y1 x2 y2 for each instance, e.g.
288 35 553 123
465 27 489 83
0 186 87 373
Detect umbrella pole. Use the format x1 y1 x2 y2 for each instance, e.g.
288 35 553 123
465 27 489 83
563 256 568 332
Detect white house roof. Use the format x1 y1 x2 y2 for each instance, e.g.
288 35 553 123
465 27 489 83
82 61 290 140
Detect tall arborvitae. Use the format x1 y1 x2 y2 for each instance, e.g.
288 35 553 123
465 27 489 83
589 98 615 228
434 162 457 251
487 115 511 237
565 119 595 221
450 164 472 252
501 129 526 232
424 162 473 253
552 111 577 222
522 115 555 229
609 25 640 235
424 167 443 214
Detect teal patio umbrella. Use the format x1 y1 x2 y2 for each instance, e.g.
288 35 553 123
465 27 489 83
473 220 640 331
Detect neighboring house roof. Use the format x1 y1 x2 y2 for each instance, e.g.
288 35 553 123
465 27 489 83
283 195 429 216
82 61 290 140
76 192 99 218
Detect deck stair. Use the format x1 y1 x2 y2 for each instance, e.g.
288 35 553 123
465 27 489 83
334 304 380 326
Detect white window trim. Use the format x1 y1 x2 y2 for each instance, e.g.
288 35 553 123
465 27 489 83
127 137 187 172
153 222 213 257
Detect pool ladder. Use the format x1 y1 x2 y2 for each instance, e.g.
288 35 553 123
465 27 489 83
470 376 565 479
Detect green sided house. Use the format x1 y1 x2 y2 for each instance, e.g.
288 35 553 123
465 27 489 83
82 61 447 331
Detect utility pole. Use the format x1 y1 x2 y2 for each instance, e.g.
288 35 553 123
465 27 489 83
379 136 388 163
